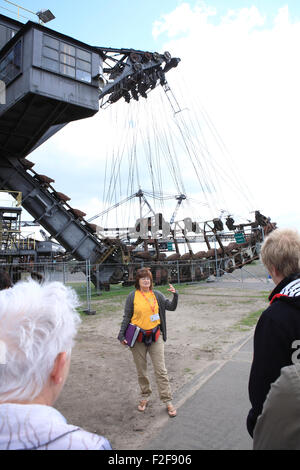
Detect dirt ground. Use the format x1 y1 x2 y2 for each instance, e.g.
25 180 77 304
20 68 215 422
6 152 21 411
55 266 272 450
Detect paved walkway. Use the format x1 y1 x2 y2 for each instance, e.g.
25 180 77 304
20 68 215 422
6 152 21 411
144 335 254 450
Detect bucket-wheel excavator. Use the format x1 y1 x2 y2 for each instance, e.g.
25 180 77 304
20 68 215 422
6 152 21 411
0 13 275 289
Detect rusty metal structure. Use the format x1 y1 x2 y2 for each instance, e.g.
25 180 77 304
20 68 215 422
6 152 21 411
0 13 276 288
0 189 64 268
0 190 22 260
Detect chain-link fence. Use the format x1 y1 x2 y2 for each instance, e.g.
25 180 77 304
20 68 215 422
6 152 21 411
1 260 94 313
0 253 269 314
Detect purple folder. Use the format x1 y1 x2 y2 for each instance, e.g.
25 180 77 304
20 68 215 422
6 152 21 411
125 323 140 347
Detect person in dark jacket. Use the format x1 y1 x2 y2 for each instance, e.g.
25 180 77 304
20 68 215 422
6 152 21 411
118 268 178 417
247 228 300 438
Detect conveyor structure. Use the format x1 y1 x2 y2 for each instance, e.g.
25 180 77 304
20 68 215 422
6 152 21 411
0 13 180 287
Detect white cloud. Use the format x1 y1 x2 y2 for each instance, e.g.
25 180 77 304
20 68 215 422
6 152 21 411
27 2 300 233
153 2 217 39
152 2 300 230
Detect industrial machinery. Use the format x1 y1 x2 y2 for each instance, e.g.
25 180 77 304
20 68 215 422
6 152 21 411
0 13 275 289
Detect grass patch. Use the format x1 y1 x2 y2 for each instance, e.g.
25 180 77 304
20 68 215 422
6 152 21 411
68 281 193 303
73 282 193 318
183 367 195 375
67 282 133 302
77 302 122 318
260 292 270 302
233 309 264 331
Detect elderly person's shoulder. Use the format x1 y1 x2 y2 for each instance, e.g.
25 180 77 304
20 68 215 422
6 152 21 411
0 403 112 450
253 364 300 450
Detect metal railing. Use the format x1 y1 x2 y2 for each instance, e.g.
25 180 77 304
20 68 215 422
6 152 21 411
0 254 269 314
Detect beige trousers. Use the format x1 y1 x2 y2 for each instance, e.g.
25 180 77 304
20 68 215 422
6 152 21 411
131 335 173 404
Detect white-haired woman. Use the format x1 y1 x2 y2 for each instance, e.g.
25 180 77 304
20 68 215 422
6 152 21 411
0 280 112 450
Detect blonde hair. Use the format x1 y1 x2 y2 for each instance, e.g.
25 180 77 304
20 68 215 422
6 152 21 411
260 228 300 278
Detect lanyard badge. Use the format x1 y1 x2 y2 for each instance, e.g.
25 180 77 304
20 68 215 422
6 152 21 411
140 290 159 321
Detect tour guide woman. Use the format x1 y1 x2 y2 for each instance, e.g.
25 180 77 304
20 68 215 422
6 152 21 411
118 268 178 417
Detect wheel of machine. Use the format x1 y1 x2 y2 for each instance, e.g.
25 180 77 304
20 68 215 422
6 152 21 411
130 53 142 63
143 52 153 62
110 267 124 283
167 253 181 261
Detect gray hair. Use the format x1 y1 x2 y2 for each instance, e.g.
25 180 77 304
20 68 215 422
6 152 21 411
0 280 81 402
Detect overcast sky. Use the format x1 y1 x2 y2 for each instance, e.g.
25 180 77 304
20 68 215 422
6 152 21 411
2 0 300 236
